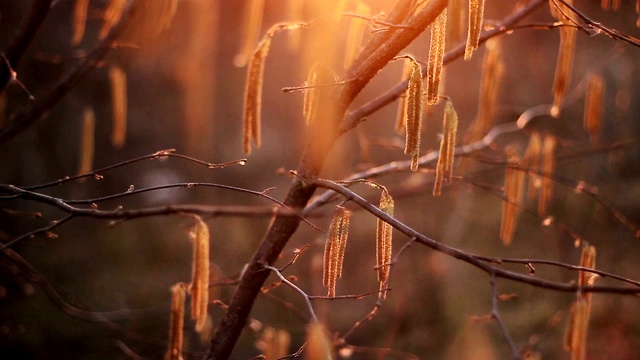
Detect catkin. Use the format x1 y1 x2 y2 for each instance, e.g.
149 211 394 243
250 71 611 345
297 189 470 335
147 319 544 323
376 191 394 299
72 0 89 45
395 59 413 133
447 0 466 46
99 0 126 40
305 322 333 360
566 246 596 360
166 283 186 360
465 0 485 60
243 35 271 155
234 0 265 67
427 8 447 105
551 26 577 117
466 37 504 142
343 3 370 70
323 206 350 298
303 64 337 126
404 57 424 171
433 99 459 196
190 216 210 332
109 65 127 149
256 326 291 360
78 106 95 176
584 73 605 143
500 153 524 245
523 132 542 202
538 135 556 216
158 0 179 32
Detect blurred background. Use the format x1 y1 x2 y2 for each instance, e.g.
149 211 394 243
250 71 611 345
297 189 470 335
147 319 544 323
0 0 639 359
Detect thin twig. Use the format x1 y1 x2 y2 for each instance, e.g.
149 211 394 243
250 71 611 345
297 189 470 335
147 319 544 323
490 272 519 360
262 265 318 322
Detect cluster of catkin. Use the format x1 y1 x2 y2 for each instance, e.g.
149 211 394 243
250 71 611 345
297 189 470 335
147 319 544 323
166 216 211 360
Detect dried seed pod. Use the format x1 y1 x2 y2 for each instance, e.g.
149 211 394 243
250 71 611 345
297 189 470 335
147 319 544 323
464 0 485 60
376 191 394 299
404 57 424 171
234 0 265 67
523 132 542 202
538 135 556 216
427 8 447 104
99 0 126 39
584 73 605 143
78 106 95 176
395 59 414 133
190 216 210 332
343 2 370 70
109 65 127 149
166 283 186 360
433 98 459 196
500 152 525 245
551 26 577 117
72 0 89 45
243 35 271 155
323 206 350 297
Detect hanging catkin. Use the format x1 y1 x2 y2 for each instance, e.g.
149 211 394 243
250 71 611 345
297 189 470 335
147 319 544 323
538 135 556 216
376 190 394 299
404 57 424 171
234 0 265 67
322 206 350 298
72 0 89 45
433 98 459 196
109 65 127 149
190 216 210 332
395 59 413 134
464 0 485 60
77 106 95 176
166 283 186 360
584 73 605 143
243 36 271 155
500 152 524 245
565 245 596 360
426 8 447 104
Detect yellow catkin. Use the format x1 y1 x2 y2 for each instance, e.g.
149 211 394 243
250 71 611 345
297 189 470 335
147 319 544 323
466 37 504 142
447 0 466 47
395 59 414 134
323 206 350 298
305 322 333 360
433 99 459 196
99 0 126 40
538 135 556 216
427 8 447 105
523 132 542 202
376 191 394 299
243 35 271 155
404 57 424 171
78 107 95 176
190 216 210 332
566 246 596 360
465 0 485 60
72 0 89 45
601 0 611 10
343 3 370 70
234 0 265 67
584 73 605 144
612 0 621 11
303 64 337 126
257 327 291 360
109 65 127 149
166 283 186 360
551 26 577 117
500 153 525 245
